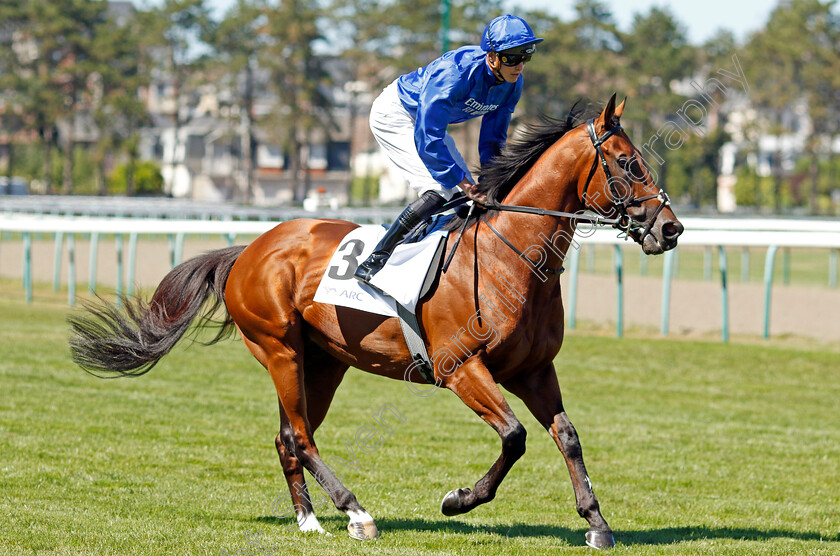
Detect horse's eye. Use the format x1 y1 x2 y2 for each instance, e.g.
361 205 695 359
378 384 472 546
617 156 629 169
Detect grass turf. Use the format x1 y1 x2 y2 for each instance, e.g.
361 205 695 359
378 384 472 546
1 288 838 555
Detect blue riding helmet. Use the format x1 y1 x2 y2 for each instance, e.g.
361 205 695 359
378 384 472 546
480 14 544 53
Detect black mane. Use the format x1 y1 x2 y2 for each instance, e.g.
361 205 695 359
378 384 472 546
444 103 591 231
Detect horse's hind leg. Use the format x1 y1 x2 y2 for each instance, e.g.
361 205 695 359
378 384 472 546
439 359 527 516
241 327 378 540
273 344 348 534
503 364 614 549
275 403 325 533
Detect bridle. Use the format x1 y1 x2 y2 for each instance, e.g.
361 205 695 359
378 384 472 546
582 118 671 242
442 117 672 274
480 117 671 242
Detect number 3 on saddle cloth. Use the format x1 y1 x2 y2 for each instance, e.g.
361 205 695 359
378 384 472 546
314 213 452 318
314 214 452 383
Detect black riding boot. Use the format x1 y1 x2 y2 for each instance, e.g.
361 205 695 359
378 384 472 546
354 191 446 284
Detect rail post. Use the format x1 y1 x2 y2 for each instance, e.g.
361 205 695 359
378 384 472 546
763 245 779 339
566 244 581 330
88 232 99 294
718 246 728 343
53 231 63 292
614 244 623 338
115 234 124 309
68 234 76 306
23 232 32 304
672 248 679 279
127 232 138 296
170 232 185 267
660 248 675 336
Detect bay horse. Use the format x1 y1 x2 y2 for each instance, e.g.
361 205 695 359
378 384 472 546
69 94 683 549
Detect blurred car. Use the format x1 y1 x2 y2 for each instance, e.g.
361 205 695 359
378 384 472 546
303 187 340 212
0 176 29 195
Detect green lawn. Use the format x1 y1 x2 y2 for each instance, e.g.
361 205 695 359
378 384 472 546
1 286 838 555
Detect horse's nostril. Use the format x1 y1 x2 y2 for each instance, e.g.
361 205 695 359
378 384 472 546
662 221 683 239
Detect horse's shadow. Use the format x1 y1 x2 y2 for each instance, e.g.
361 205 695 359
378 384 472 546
619 526 837 545
256 515 838 545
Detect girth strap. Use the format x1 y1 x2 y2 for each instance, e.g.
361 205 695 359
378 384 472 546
396 302 436 385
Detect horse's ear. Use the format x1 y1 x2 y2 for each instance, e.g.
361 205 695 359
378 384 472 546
615 96 627 120
598 93 617 129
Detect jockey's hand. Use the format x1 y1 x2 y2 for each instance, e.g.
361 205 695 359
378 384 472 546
457 178 487 205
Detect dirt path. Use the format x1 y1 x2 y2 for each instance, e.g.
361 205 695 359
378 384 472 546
2 237 838 341
0 237 232 291
562 274 840 342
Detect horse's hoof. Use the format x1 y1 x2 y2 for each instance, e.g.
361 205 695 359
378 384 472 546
347 521 379 540
585 529 615 549
440 488 471 516
297 512 327 534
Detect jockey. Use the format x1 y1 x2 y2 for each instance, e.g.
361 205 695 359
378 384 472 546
354 14 543 284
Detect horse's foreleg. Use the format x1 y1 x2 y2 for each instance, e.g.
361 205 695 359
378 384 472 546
552 411 614 549
440 359 527 516
504 364 614 550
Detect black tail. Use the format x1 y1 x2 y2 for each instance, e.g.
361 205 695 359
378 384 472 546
68 245 246 378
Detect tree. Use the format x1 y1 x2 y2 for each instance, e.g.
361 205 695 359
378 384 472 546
520 13 588 120
110 160 164 195
144 0 213 197
36 0 112 194
573 0 622 52
0 2 29 180
745 0 840 214
665 127 728 208
263 0 335 202
522 2 624 121
0 1 98 194
325 0 386 204
374 0 503 76
616 7 699 198
621 6 695 137
89 5 150 196
206 0 270 203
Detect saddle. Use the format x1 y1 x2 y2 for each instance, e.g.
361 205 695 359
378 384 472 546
313 210 466 384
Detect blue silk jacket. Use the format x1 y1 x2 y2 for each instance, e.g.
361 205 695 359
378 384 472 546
396 45 523 189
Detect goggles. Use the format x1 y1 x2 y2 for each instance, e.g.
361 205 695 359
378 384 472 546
499 52 532 66
498 43 537 67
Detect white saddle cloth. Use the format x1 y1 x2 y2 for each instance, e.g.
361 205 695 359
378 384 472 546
313 225 448 317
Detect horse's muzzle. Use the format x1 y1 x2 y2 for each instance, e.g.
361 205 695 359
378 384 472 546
641 216 683 255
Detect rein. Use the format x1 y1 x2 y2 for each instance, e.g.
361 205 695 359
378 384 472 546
477 117 671 263
485 220 565 275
